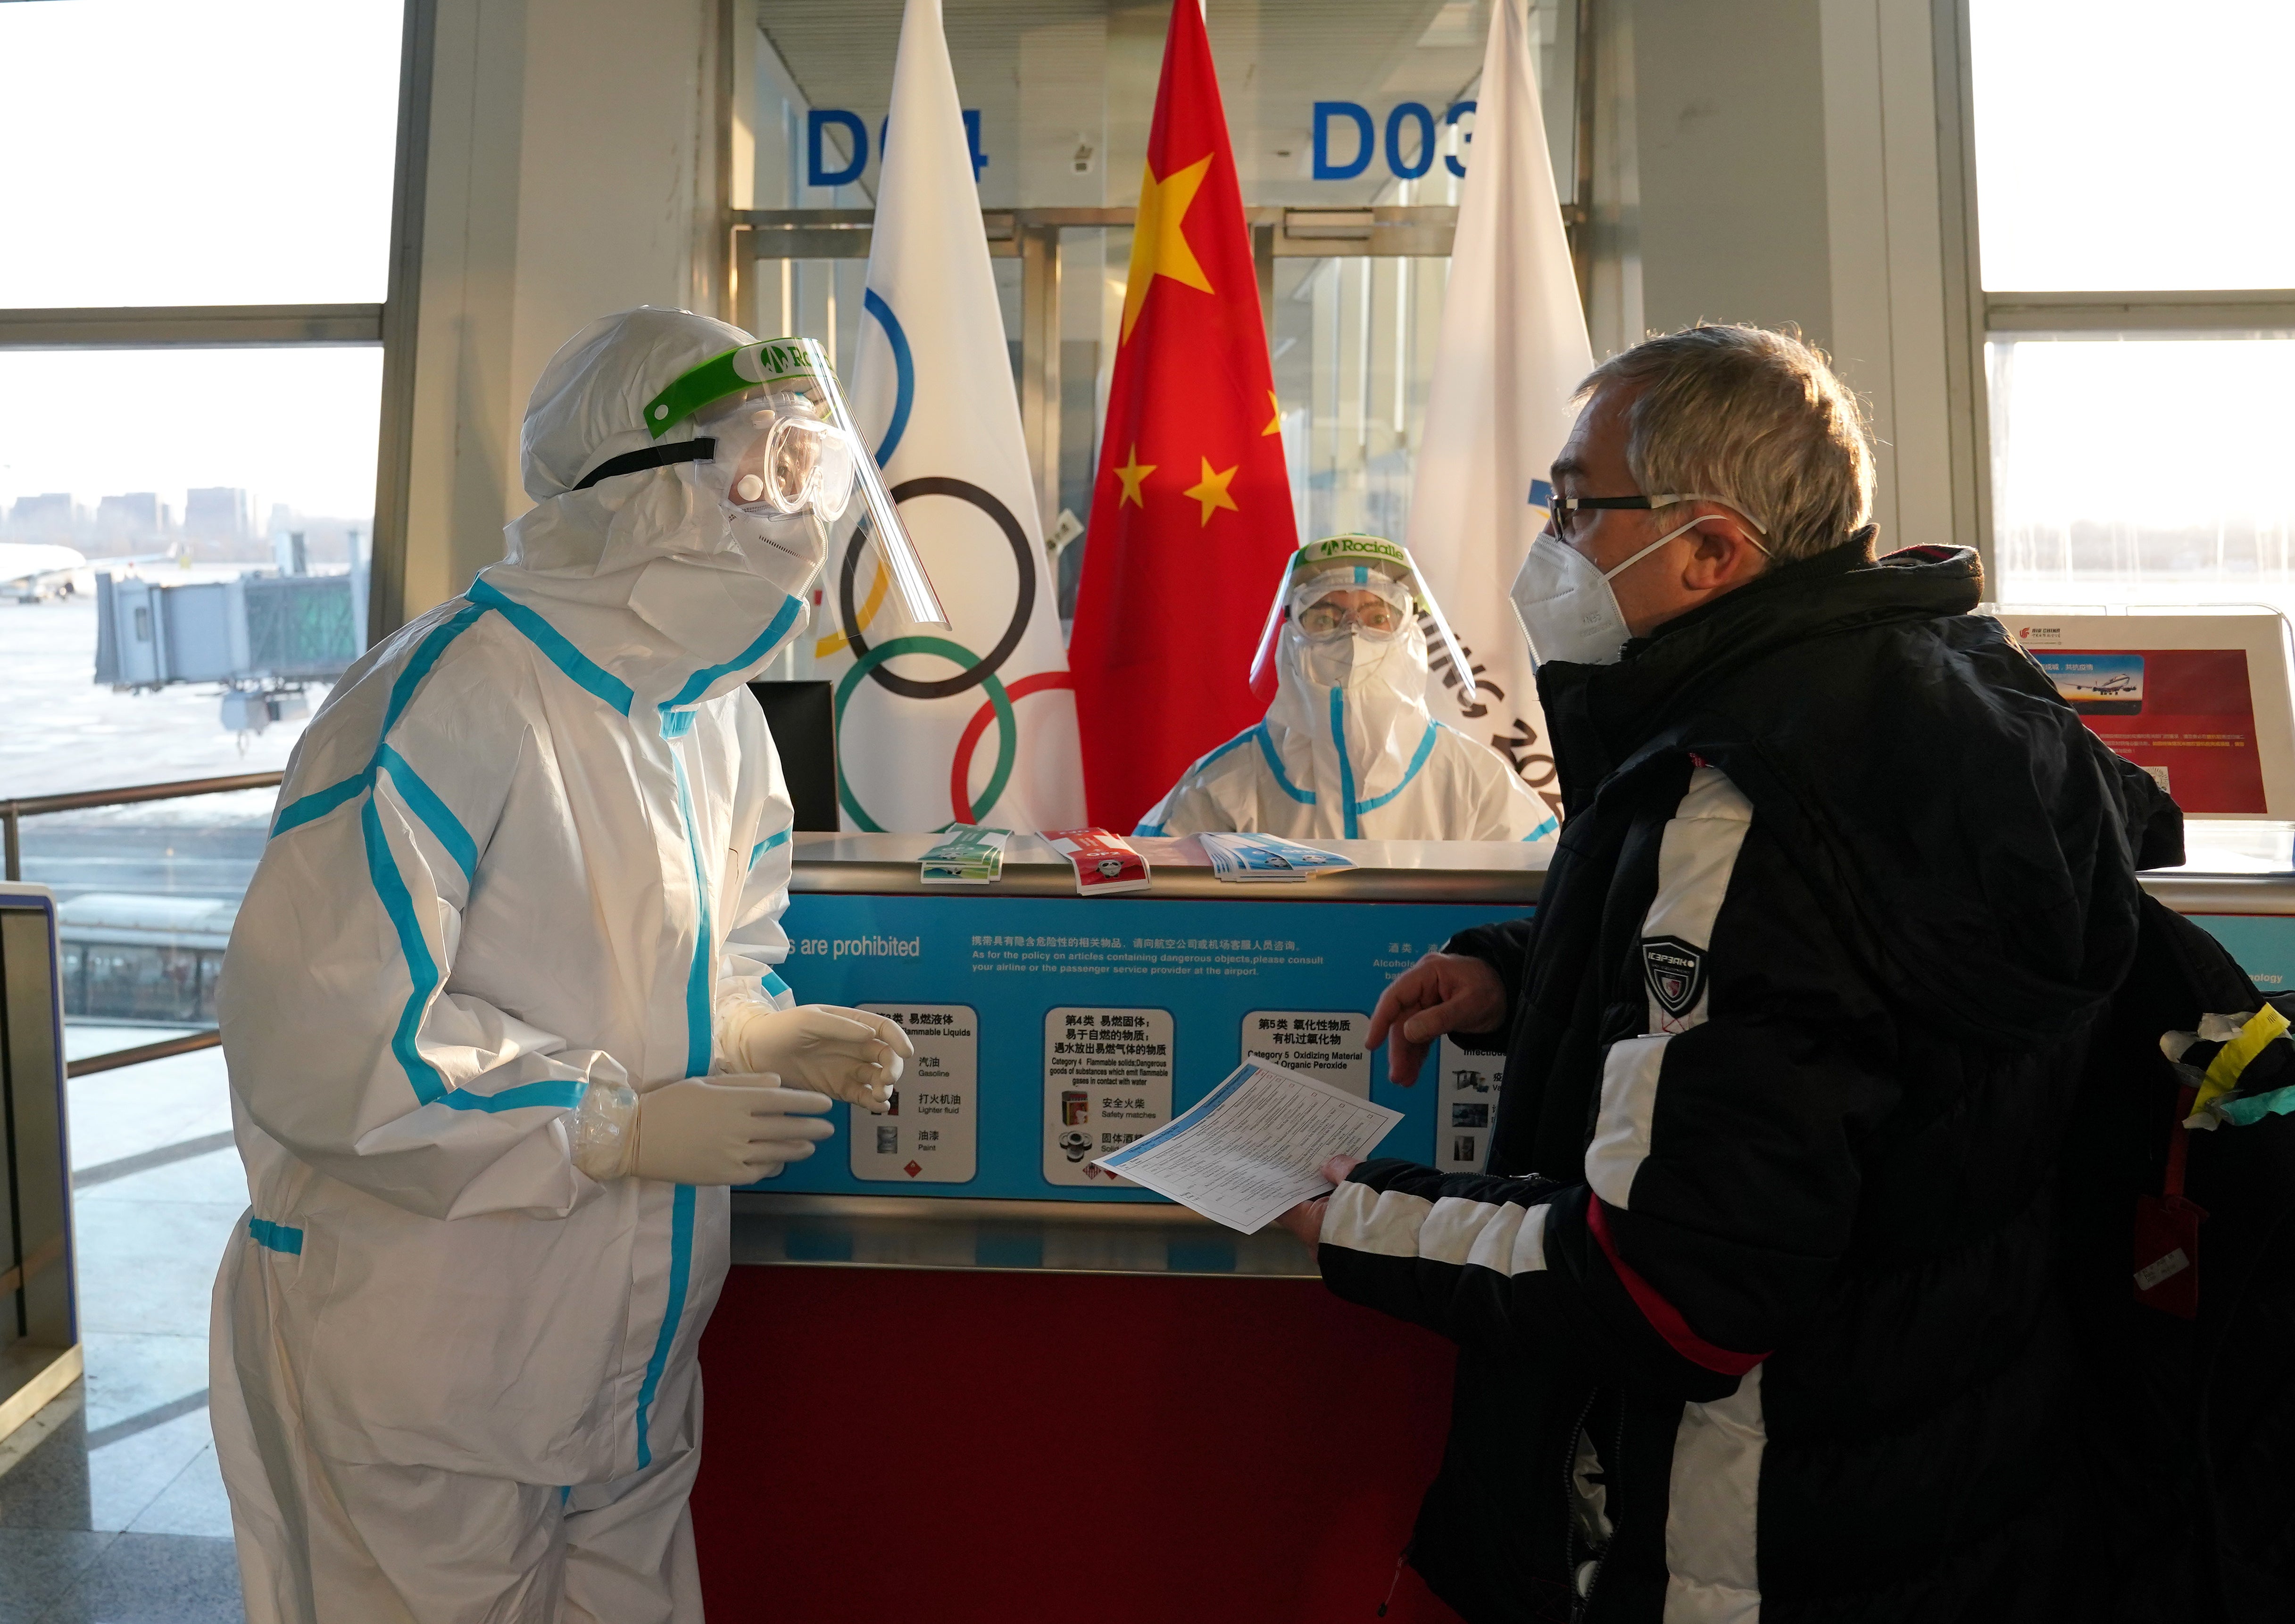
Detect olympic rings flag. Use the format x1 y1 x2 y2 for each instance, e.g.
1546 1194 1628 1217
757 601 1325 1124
1401 0 1590 840
814 0 1084 833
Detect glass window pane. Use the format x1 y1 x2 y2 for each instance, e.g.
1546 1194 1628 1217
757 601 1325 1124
1987 337 2295 614
1971 0 2295 292
0 344 380 775
750 0 1577 211
0 1 403 307
1 345 381 1026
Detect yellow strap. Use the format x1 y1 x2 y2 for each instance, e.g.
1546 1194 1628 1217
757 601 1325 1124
2195 1003 2291 1118
813 559 890 659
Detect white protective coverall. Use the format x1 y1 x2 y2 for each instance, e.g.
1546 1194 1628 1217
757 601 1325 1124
210 308 840 1623
1136 556 1555 844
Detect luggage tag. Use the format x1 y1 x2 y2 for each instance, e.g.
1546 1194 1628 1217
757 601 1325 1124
2133 1083 2206 1319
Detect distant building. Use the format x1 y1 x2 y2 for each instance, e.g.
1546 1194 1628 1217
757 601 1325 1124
6 492 77 541
94 492 169 546
183 487 255 543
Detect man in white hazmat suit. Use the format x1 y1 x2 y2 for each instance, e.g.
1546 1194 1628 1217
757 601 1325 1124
1137 534 1551 842
210 307 923 1623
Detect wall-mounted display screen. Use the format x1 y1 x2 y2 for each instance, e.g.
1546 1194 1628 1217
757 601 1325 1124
2000 611 2295 819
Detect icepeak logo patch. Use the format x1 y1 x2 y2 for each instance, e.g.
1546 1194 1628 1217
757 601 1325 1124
1642 935 1707 1020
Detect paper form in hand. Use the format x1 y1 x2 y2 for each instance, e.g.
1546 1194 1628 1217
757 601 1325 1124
1093 1059 1402 1233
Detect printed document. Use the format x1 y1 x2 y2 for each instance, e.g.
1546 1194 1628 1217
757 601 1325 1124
1094 1059 1402 1233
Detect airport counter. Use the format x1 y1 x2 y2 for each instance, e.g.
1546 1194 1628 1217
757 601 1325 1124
691 829 2295 1624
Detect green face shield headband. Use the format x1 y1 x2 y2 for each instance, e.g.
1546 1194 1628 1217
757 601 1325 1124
641 336 947 629
1247 534 1475 702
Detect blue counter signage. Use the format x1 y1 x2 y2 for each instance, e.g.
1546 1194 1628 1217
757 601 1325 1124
759 892 1523 1202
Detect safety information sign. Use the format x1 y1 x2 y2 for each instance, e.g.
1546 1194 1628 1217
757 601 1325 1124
851 1003 977 1183
762 893 1525 1201
1239 1010 1372 1098
1043 1007 1174 1185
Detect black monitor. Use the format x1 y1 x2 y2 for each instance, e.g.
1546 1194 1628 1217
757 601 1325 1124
747 680 839 831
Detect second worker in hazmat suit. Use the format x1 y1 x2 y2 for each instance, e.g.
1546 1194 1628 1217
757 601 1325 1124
1137 534 1554 842
209 307 932 1623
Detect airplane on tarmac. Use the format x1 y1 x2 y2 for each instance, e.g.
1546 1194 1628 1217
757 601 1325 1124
0 540 176 602
0 541 92 601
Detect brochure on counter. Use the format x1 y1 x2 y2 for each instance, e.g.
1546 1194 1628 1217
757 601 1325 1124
919 826 1012 885
1198 831 1355 883
1042 828 1152 895
1093 1058 1402 1233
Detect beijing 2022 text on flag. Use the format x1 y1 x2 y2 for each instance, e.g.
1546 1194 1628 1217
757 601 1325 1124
813 0 1083 833
1404 0 1592 841
1067 0 1298 833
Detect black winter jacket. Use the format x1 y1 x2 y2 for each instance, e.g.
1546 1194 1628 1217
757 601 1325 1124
1317 538 2183 1623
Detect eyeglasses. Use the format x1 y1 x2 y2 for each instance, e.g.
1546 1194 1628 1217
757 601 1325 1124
1545 490 1770 547
1296 598 1405 638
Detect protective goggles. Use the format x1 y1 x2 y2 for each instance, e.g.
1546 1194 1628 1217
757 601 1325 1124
693 391 856 519
575 336 945 627
1248 536 1475 702
1289 573 1411 641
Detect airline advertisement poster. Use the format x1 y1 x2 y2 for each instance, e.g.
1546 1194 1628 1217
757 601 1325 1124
2007 613 2295 818
751 892 1522 1201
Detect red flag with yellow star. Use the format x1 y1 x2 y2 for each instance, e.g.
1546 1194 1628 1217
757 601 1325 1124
1068 0 1298 830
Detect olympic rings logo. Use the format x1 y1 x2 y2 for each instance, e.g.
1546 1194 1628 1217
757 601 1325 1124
831 476 1071 830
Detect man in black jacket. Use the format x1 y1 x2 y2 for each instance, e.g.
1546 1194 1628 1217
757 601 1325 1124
1280 326 2181 1623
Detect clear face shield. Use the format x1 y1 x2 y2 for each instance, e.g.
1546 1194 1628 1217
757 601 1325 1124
1247 536 1477 704
641 336 947 626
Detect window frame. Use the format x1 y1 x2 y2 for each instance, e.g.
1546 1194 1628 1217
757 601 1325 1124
1946 0 2295 579
0 0 436 646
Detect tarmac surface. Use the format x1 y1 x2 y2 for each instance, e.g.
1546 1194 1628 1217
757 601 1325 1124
1 590 323 904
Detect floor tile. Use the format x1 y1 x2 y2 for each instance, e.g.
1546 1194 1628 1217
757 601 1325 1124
75 1149 246 1208
68 1201 238 1339
0 1384 82 1483
84 1409 216 1535
64 1050 233 1171
0 1408 92 1533
76 1334 209 1439
124 1443 232 1540
42 1531 243 1624
0 1528 112 1619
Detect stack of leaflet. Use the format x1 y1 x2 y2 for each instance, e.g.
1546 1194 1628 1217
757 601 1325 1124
1198 831 1355 883
919 826 1012 885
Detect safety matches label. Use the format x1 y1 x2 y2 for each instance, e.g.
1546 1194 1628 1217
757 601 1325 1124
1042 1007 1173 1185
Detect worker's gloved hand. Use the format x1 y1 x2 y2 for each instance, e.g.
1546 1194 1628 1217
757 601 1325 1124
572 1076 833 1185
721 1004 915 1113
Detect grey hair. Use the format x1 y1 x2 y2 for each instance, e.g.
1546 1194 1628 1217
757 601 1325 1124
1575 324 1876 563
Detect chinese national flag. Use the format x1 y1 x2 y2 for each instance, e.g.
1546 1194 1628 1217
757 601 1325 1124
1069 0 1298 831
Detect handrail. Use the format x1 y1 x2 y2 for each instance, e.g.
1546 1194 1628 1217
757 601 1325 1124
67 1030 223 1078
1 770 283 882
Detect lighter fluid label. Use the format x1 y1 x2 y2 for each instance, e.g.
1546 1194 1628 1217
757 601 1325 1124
1042 1006 1173 1185
851 1003 977 1183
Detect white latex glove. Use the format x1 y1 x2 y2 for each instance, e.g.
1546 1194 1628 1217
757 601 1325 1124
571 1076 832 1185
722 1004 915 1113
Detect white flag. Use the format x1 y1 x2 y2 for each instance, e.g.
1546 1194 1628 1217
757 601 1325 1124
1405 0 1592 843
814 0 1083 833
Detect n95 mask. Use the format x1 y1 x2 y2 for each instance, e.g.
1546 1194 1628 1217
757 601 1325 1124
1509 516 1705 668
1300 631 1399 690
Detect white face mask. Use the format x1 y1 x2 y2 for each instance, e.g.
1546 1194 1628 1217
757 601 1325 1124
1508 515 1707 668
1299 630 1399 690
